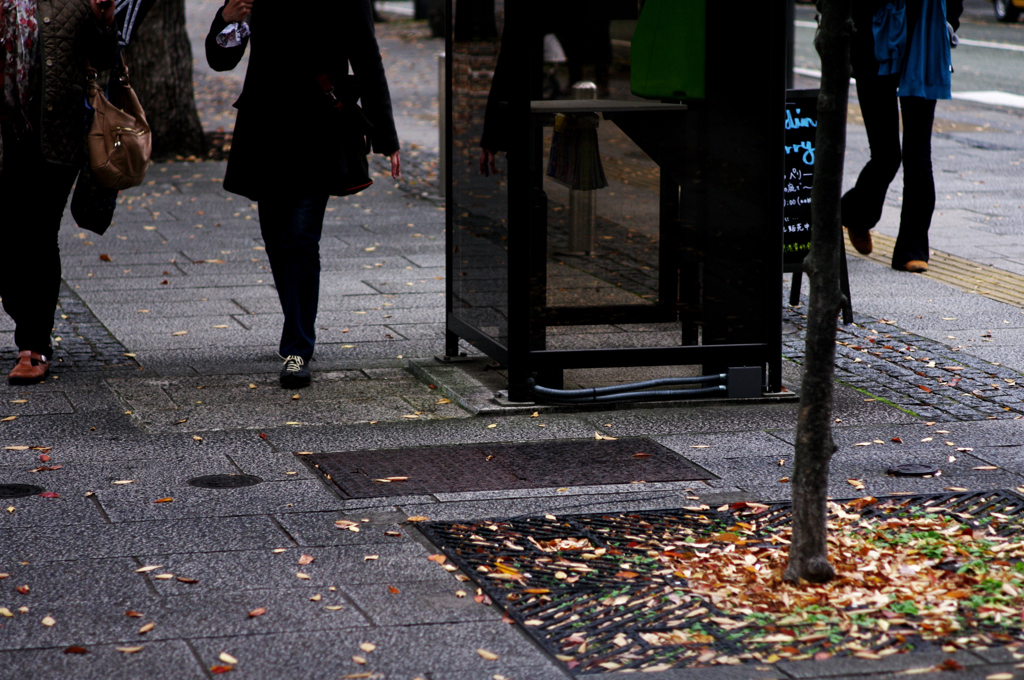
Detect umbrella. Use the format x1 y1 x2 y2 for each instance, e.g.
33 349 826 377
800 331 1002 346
114 0 158 46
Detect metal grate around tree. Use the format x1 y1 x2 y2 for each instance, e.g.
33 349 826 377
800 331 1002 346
419 490 1024 674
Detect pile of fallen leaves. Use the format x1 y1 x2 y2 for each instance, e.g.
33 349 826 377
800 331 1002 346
434 493 1024 672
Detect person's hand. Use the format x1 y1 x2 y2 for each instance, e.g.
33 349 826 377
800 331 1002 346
479 149 498 177
388 151 401 180
90 0 115 26
223 0 253 23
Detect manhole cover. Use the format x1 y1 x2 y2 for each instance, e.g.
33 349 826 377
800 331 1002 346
0 484 45 498
305 438 712 499
187 474 262 489
887 463 939 477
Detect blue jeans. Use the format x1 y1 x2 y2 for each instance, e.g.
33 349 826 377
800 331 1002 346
258 193 330 362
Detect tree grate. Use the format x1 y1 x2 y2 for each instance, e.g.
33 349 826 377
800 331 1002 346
419 490 1024 674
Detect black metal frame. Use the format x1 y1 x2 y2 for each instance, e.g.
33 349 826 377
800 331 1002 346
445 1 788 402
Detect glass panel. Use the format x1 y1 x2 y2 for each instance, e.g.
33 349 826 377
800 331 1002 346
449 0 510 348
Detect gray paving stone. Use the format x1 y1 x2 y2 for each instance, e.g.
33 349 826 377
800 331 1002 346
0 515 287 563
94 479 342 523
137 543 448 591
0 641 206 680
187 621 556 679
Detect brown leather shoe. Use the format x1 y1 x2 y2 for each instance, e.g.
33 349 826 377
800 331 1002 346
904 260 929 273
8 351 50 385
846 227 873 255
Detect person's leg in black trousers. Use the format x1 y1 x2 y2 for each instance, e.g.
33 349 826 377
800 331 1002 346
0 123 78 384
841 70 902 254
257 192 330 388
892 96 937 269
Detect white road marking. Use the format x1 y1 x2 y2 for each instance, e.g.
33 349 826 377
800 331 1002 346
952 90 1024 108
796 19 1024 53
957 38 1024 52
377 1 414 16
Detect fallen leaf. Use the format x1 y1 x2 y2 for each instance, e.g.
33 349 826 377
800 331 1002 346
1 416 17 422
152 574 174 580
116 646 144 654
530 412 539 418
326 605 344 611
15 585 29 594
298 554 315 566
0 608 12 617
974 466 998 471
41 615 56 627
352 656 367 665
363 555 379 562
296 572 311 579
595 432 618 441
388 586 400 594
219 652 238 665
487 423 497 428
891 437 903 443
436 398 452 405
477 649 499 661
986 675 1014 680
210 666 234 674
193 436 203 442
427 554 447 565
945 487 968 492
633 452 652 458
138 622 155 634
248 608 266 618
3 445 29 450
152 498 173 504
64 646 88 654
99 254 112 262
359 643 376 653
136 566 161 573
406 516 429 522
171 331 188 336
125 611 144 618
176 577 198 584
112 479 135 485
778 477 790 483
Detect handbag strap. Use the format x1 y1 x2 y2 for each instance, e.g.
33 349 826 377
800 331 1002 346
85 52 131 87
316 73 345 112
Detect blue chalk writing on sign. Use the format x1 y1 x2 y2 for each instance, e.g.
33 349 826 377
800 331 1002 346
784 141 815 166
784 108 817 130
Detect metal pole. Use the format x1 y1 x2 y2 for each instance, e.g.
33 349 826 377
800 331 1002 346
785 0 795 90
567 81 597 254
438 51 447 199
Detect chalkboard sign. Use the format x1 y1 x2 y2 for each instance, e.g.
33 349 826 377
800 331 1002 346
783 90 818 265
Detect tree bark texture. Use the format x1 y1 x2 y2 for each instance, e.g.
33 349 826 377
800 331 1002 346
783 0 853 584
124 0 205 159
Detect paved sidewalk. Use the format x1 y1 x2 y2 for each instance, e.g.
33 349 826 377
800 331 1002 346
4 13 1024 680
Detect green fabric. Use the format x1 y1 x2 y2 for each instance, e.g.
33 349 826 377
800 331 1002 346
630 0 705 101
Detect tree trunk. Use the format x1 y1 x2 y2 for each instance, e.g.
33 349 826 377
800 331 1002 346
124 0 205 160
783 0 853 584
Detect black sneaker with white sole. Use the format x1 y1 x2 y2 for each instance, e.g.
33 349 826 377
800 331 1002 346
280 355 311 388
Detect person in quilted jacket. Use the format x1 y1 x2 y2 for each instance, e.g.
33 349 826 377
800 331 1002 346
0 0 118 384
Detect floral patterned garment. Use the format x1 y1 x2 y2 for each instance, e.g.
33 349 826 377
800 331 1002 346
1 0 40 134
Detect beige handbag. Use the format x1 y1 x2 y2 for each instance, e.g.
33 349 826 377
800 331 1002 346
85 55 152 190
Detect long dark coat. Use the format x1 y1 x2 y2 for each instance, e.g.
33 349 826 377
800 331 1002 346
205 0 399 201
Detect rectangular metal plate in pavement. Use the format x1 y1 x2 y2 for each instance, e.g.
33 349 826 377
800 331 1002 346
305 438 712 499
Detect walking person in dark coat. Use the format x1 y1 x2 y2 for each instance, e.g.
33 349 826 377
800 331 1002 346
842 0 963 273
1 0 118 385
207 0 401 388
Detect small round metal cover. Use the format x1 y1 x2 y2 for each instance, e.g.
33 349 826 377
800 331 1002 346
887 463 939 477
187 474 263 489
0 484 45 498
